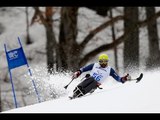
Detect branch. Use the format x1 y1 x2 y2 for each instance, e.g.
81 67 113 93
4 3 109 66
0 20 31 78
31 7 47 26
36 50 46 54
79 23 137 66
79 10 160 66
79 34 124 66
79 15 124 50
138 11 160 27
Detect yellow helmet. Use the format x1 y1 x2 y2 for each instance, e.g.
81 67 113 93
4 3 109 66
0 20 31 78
98 54 109 61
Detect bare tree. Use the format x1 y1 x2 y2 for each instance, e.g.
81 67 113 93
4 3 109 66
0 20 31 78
145 7 160 69
109 8 119 72
31 7 57 74
25 7 32 45
79 15 126 66
58 7 79 71
79 9 160 67
123 7 139 72
58 7 124 71
30 7 160 73
86 7 112 17
46 7 124 72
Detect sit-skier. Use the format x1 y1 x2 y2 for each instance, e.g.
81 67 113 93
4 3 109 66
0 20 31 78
70 53 131 99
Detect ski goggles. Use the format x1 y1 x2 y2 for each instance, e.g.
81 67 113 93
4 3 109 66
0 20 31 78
99 60 108 64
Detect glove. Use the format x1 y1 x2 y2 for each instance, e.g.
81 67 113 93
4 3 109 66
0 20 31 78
72 70 81 80
121 74 131 83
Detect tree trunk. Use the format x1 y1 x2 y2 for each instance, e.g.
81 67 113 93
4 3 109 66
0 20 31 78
145 7 160 69
109 9 119 72
124 7 139 72
86 7 112 17
25 7 32 45
32 7 57 73
58 7 79 72
45 7 57 74
46 25 56 73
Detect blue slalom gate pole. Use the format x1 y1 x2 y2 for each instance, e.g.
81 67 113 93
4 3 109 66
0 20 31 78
4 44 18 108
27 65 41 103
18 37 41 103
8 70 18 108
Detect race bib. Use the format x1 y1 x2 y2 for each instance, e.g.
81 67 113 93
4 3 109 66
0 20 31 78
92 72 103 81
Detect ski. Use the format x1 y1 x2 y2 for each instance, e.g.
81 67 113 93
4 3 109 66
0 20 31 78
69 96 74 100
135 73 143 83
68 93 81 100
69 95 81 100
69 90 97 100
129 73 143 83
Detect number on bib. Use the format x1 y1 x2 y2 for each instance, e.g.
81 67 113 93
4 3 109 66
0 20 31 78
92 73 102 81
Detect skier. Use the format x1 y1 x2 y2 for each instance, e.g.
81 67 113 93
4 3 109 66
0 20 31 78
70 53 131 99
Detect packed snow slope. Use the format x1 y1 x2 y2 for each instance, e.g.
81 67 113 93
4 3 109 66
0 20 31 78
3 70 160 113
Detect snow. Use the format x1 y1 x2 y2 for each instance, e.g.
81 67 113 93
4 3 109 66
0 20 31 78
2 69 160 113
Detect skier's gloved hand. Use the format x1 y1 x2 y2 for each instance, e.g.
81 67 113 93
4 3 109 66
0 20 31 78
72 70 82 80
121 74 131 83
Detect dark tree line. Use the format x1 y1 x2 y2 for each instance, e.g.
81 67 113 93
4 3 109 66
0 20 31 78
124 7 139 72
29 7 160 73
145 7 160 69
